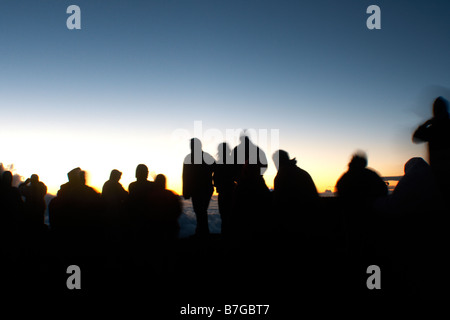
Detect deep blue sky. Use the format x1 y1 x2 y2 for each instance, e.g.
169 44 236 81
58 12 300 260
1 0 449 193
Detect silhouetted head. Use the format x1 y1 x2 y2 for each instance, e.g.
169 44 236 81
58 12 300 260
2 171 13 187
155 174 166 190
30 174 39 184
239 133 251 146
217 142 231 163
110 169 122 182
273 149 297 171
433 96 449 120
135 164 149 181
190 138 202 153
348 152 368 170
404 157 428 175
67 167 82 184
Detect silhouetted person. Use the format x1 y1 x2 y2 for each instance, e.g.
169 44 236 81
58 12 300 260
125 164 156 227
0 171 23 227
101 169 128 249
231 134 268 183
151 174 182 241
128 164 155 200
102 170 128 216
103 170 127 201
336 152 387 256
182 138 215 236
229 161 272 286
413 96 450 200
19 174 47 227
213 142 235 235
375 157 443 215
231 161 272 239
56 167 82 198
49 167 80 229
49 168 104 257
374 157 449 298
272 150 318 236
336 152 387 201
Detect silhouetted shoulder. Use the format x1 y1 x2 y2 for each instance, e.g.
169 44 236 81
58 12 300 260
202 152 216 165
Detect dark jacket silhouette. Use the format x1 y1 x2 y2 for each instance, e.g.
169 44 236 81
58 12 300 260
231 162 272 238
0 171 23 227
335 153 387 256
19 174 47 227
103 170 128 205
126 164 156 230
231 135 268 182
336 153 387 201
213 142 235 235
57 167 82 198
102 169 128 228
48 168 105 257
50 169 103 228
375 157 443 215
182 138 215 235
149 174 182 241
273 150 318 201
128 164 155 201
272 150 318 235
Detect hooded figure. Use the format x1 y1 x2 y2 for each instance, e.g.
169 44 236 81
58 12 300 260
102 170 128 205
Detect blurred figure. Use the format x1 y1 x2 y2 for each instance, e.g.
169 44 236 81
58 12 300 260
413 96 450 200
0 163 4 183
335 152 387 256
272 150 318 236
19 174 47 227
374 157 449 298
375 157 443 214
231 134 268 182
213 142 235 235
336 152 387 201
182 138 215 236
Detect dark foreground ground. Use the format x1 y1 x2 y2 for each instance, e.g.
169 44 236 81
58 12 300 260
1 197 450 316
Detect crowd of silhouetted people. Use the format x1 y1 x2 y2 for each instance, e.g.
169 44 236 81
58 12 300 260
0 96 449 300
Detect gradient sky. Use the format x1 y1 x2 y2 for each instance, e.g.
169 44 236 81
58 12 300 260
1 0 449 195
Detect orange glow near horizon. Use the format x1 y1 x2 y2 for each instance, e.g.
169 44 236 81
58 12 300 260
1 122 427 197
3 152 414 198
